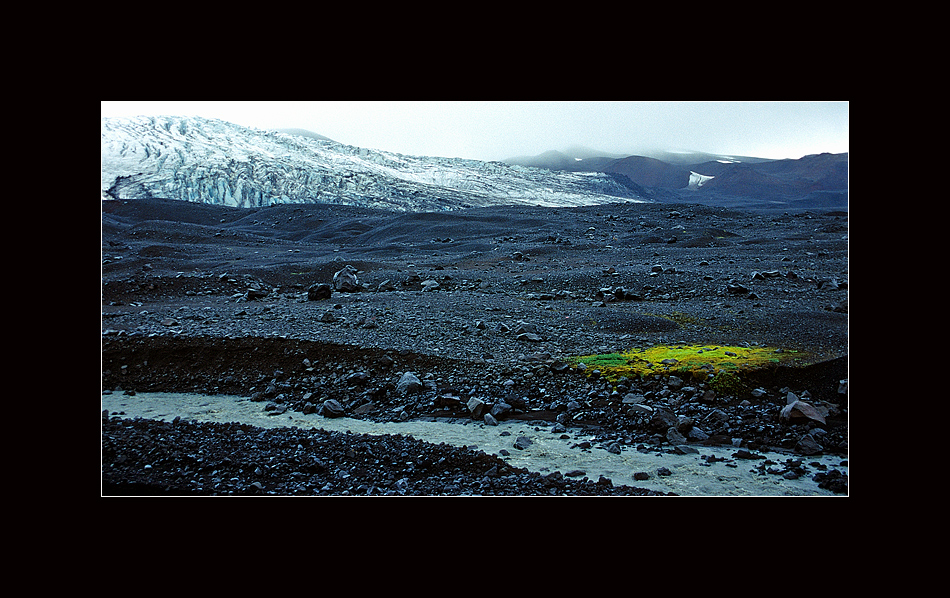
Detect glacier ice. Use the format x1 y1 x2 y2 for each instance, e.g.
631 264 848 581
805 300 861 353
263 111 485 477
101 115 649 211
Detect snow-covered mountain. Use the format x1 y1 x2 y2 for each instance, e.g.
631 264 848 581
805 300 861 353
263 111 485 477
101 116 649 212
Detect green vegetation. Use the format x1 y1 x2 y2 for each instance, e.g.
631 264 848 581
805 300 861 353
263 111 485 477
570 344 805 389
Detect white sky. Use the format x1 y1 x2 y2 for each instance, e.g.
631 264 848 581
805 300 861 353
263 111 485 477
101 101 848 162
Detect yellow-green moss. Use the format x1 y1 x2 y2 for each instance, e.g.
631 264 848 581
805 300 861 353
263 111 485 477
570 344 804 386
708 369 747 396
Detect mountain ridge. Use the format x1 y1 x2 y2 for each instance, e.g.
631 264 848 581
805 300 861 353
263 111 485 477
504 147 848 209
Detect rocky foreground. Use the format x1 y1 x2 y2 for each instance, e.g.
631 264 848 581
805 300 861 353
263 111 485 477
101 198 849 496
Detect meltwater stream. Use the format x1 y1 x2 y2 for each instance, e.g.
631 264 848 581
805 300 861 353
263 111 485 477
102 392 848 497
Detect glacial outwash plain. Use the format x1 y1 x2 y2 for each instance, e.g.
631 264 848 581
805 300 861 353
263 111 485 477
101 116 848 496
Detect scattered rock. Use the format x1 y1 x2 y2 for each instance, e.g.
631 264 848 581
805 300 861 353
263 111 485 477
733 449 764 460
814 469 848 493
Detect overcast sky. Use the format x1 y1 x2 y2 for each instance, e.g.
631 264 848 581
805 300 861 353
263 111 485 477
101 101 848 162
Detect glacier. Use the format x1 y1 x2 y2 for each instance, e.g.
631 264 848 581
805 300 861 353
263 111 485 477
101 116 650 212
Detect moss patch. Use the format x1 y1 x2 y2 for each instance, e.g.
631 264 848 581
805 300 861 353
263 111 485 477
570 344 805 387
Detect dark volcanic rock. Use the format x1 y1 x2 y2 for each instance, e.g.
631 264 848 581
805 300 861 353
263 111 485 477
101 198 848 496
308 283 332 301
321 399 346 418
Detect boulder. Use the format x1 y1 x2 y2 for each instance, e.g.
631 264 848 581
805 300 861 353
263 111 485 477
666 427 687 445
345 371 369 385
514 322 539 335
490 401 512 420
467 397 486 418
333 265 361 292
687 427 710 441
727 282 750 294
322 399 345 418
396 372 424 395
307 283 332 301
676 415 695 432
795 433 823 455
627 403 652 416
780 400 827 425
550 360 571 373
650 407 678 431
438 394 462 408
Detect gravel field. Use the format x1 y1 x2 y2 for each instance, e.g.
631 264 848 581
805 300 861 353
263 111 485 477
101 198 849 496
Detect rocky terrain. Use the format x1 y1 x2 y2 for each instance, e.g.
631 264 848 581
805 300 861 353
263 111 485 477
101 197 849 496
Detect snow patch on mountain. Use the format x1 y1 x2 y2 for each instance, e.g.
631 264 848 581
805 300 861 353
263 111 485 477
101 116 649 211
688 171 715 189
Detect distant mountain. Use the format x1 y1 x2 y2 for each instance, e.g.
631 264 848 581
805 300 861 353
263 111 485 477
600 155 693 190
504 148 848 210
101 116 648 212
639 150 774 166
